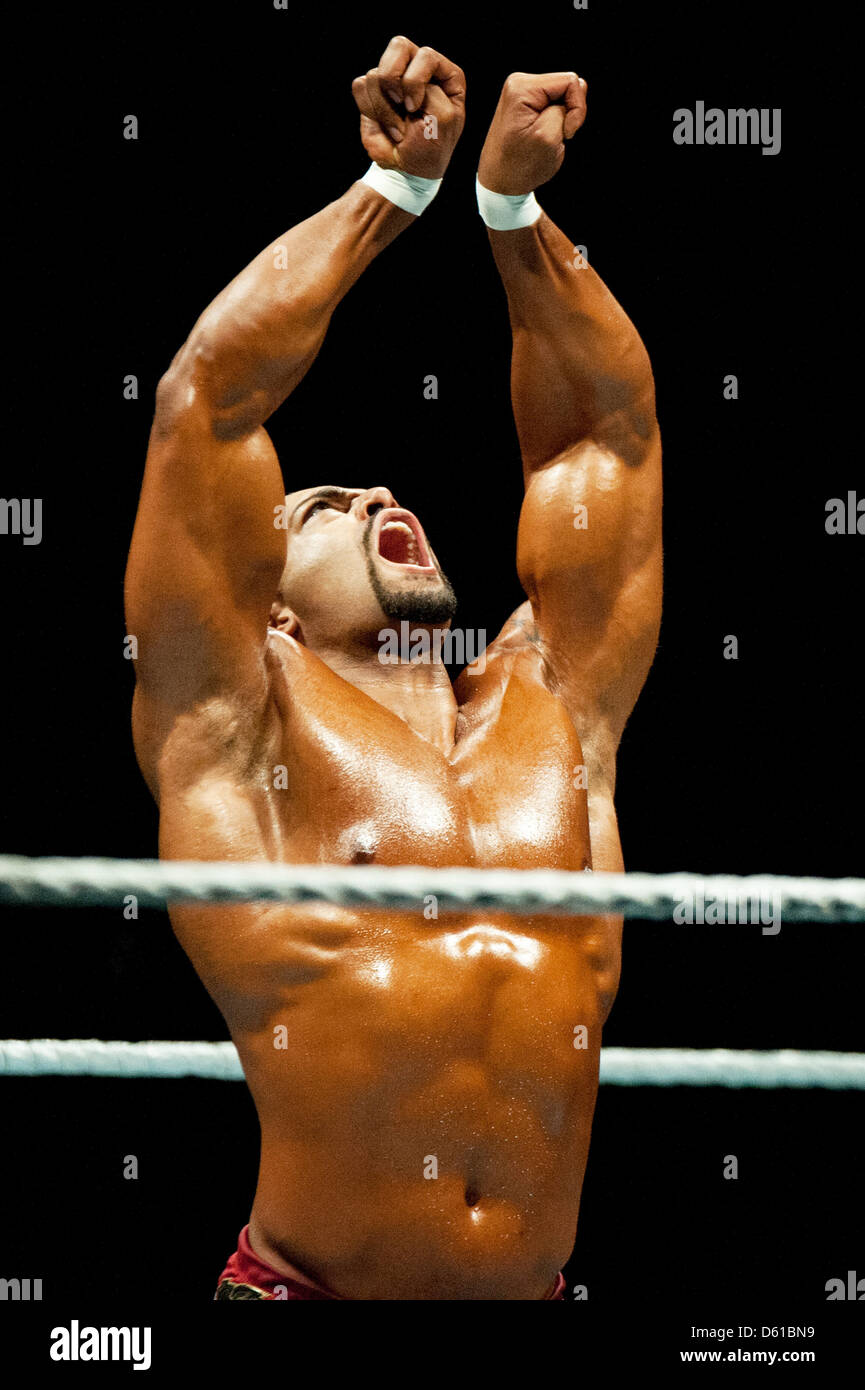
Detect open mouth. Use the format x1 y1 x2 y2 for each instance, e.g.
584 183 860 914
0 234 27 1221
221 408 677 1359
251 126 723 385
375 510 436 572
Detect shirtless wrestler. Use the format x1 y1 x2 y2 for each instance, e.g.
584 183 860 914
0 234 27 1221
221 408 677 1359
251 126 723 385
124 36 662 1300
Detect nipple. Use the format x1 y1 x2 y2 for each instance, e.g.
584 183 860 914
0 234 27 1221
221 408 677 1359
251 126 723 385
348 826 378 865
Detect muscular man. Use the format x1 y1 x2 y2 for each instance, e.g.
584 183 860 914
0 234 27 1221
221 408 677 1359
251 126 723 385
125 36 662 1301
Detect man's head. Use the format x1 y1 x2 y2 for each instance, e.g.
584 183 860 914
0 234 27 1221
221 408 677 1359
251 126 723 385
271 485 457 654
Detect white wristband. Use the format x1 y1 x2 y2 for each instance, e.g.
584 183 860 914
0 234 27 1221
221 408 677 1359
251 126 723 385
475 175 542 230
360 162 443 216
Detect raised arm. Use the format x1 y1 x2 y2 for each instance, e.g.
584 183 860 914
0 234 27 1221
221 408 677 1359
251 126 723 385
125 37 465 790
478 72 662 747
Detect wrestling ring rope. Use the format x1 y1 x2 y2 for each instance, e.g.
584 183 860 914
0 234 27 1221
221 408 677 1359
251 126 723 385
2 856 863 1089
1 856 864 920
1 1040 863 1088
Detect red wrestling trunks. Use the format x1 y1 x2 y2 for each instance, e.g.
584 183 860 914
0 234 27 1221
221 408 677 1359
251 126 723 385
215 1225 341 1300
215 1225 566 1300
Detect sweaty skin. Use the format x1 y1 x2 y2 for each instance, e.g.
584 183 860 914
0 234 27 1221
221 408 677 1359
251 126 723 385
125 43 662 1300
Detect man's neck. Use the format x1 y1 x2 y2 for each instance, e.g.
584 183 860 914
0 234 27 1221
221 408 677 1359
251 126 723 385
313 642 460 754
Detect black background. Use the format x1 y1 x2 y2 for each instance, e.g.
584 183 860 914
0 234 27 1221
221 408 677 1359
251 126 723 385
1 0 861 1354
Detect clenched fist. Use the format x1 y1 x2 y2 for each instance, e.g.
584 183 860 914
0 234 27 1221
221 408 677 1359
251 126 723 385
352 36 466 181
478 71 587 196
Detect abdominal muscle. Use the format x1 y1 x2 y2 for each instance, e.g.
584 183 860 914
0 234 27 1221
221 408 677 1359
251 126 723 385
187 902 614 1301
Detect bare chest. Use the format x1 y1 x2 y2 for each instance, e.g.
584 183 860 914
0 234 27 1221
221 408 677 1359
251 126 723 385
263 663 593 872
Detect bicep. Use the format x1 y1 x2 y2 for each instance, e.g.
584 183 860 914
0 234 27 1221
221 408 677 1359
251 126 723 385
125 372 286 733
516 431 662 731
